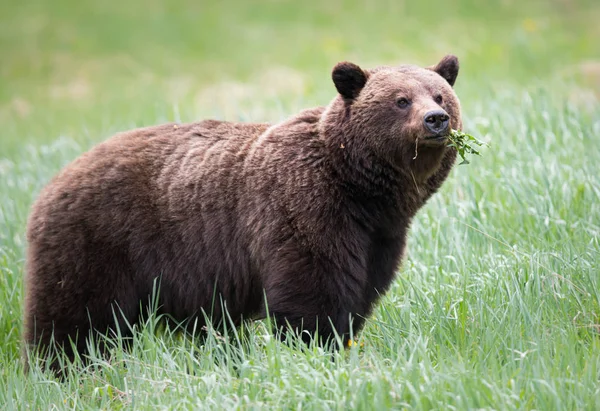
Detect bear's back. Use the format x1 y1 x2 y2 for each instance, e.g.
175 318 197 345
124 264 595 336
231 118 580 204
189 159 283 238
27 119 271 243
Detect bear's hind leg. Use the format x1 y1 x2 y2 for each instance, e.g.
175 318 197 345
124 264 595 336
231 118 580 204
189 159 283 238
24 294 140 375
23 250 141 374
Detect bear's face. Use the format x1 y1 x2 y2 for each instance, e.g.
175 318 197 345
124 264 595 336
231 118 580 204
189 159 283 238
327 55 462 172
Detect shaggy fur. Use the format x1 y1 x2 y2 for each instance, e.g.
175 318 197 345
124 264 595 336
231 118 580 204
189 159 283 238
24 55 462 370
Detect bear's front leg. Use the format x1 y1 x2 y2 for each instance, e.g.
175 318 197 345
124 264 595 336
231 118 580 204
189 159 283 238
262 253 368 348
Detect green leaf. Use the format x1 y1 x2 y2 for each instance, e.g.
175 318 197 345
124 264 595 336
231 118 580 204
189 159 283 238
448 129 488 165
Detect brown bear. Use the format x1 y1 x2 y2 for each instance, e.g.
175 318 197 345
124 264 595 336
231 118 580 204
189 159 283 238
24 55 461 371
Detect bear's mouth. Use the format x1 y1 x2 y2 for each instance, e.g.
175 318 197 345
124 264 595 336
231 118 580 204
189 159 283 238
423 135 448 143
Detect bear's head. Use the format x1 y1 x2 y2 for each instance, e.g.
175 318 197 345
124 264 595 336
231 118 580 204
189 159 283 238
323 55 462 181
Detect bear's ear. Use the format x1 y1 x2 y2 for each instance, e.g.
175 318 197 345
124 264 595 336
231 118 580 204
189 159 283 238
332 62 368 100
431 55 459 87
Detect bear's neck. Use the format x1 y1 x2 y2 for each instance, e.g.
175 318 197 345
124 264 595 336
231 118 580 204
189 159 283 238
402 143 448 183
322 129 444 202
336 144 399 195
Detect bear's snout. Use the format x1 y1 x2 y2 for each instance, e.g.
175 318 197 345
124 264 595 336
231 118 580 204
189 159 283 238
423 110 450 135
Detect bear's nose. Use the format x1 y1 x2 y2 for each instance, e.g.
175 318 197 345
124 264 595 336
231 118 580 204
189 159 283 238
423 110 450 135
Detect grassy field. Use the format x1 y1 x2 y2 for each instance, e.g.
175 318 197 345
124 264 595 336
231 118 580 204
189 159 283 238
1 0 600 409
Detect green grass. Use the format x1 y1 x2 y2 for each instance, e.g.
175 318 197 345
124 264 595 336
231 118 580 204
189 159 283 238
2 0 600 409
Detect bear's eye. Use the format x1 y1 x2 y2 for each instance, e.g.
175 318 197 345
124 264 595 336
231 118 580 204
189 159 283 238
396 98 411 109
434 94 443 105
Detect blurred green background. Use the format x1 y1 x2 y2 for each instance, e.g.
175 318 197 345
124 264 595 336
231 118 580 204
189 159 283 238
1 0 598 154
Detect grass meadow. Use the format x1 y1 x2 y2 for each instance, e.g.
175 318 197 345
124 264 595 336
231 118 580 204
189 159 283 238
1 0 600 409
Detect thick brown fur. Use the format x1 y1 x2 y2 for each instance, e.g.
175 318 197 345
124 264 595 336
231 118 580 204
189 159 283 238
24 56 462 371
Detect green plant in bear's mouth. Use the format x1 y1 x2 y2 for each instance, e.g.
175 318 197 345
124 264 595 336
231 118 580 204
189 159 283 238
448 129 487 165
